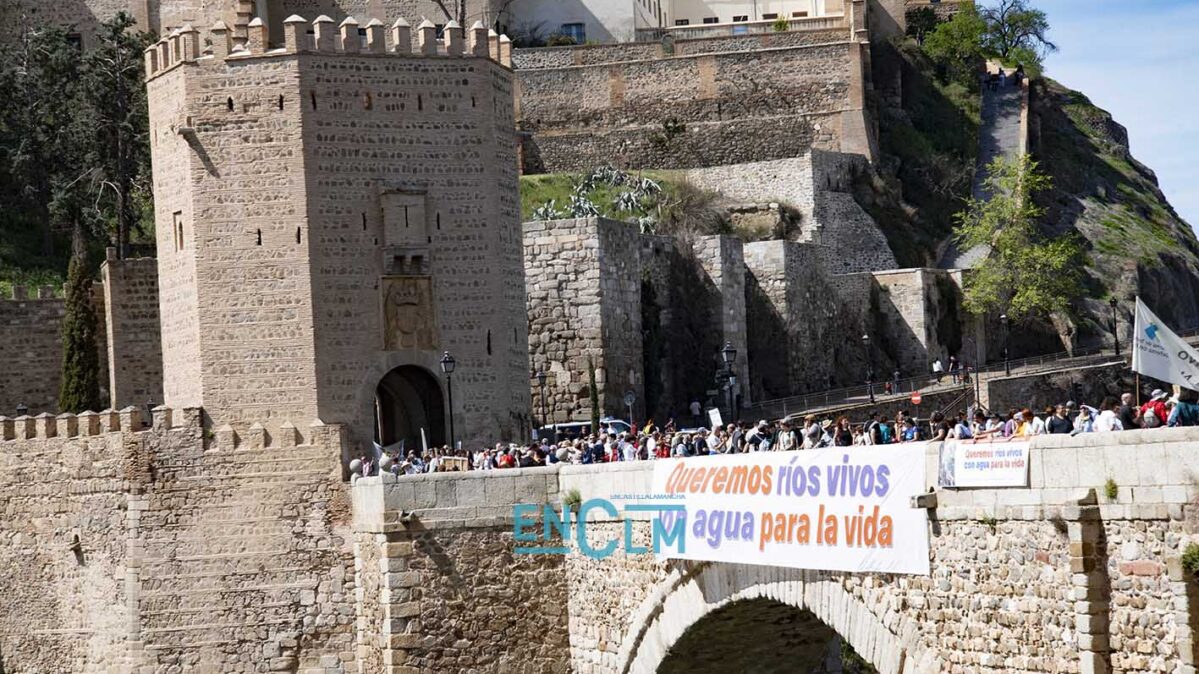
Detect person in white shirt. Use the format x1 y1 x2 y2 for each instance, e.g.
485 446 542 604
1095 397 1124 432
620 434 638 462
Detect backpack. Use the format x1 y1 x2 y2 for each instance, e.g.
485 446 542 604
1143 407 1162 428
878 424 893 444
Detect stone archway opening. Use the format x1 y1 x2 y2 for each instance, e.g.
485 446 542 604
375 365 446 451
655 598 877 674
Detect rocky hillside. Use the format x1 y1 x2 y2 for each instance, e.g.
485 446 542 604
1032 79 1199 339
862 39 1199 351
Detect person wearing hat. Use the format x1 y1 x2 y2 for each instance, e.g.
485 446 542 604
818 419 835 447
1139 389 1170 429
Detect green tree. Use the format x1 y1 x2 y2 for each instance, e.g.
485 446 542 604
979 0 1056 62
921 0 1055 83
921 2 988 84
905 7 941 44
58 246 104 413
954 155 1085 321
83 13 155 259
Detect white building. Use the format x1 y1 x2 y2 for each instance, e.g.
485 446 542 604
500 0 842 44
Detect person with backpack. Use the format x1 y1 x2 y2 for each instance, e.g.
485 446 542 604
1139 389 1170 430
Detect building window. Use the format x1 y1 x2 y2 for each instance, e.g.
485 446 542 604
732 15 748 21
560 22 585 43
762 12 778 19
173 212 184 251
791 10 808 17
702 16 719 23
674 19 690 25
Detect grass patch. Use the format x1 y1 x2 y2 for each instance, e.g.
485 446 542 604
520 170 676 222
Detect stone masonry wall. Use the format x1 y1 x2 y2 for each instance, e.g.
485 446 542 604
525 217 641 424
744 240 878 400
517 41 867 173
0 408 357 673
686 152 897 274
101 253 163 410
0 284 110 417
526 220 751 425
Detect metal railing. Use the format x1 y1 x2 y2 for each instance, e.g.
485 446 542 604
746 325 1199 421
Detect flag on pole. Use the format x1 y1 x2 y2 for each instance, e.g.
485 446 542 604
1132 297 1199 391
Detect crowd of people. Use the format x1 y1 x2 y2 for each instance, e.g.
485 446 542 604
350 388 1199 477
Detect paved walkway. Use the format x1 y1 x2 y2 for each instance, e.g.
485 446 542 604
939 68 1026 269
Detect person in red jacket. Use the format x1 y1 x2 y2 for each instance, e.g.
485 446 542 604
1139 389 1170 429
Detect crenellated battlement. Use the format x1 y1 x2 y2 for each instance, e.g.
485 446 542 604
144 15 513 81
2 284 62 300
0 405 199 443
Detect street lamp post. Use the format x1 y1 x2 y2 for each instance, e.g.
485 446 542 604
862 334 875 404
439 352 456 450
1109 297 1121 357
535 370 548 436
721 342 737 421
1000 314 1010 376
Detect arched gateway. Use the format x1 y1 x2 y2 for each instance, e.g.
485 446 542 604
616 562 941 674
374 365 446 450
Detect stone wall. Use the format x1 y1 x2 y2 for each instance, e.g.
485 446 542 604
685 151 898 273
744 240 879 400
0 407 356 673
101 252 163 410
517 40 872 173
983 360 1132 414
0 284 110 417
863 267 962 376
525 217 641 424
525 219 749 425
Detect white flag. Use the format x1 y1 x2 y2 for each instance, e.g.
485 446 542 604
1132 297 1199 391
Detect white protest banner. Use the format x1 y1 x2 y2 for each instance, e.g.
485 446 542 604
937 438 1029 488
707 408 723 429
1133 297 1199 391
650 445 929 575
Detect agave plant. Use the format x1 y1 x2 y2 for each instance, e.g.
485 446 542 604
615 190 641 213
531 200 563 221
635 177 662 195
567 194 601 217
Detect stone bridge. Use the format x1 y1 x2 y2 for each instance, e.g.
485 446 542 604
353 428 1199 674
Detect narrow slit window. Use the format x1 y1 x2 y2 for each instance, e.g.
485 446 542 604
364 92 373 110
362 213 367 230
486 330 492 355
295 227 302 244
256 229 262 246
278 95 284 110
310 91 317 110
226 97 234 112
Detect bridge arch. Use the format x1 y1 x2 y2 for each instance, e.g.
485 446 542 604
614 562 943 674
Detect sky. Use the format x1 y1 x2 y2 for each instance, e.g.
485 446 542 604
1038 0 1197 230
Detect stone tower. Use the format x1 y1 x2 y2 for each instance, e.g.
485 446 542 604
145 16 527 452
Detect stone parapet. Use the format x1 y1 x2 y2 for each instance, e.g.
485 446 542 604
145 14 512 81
